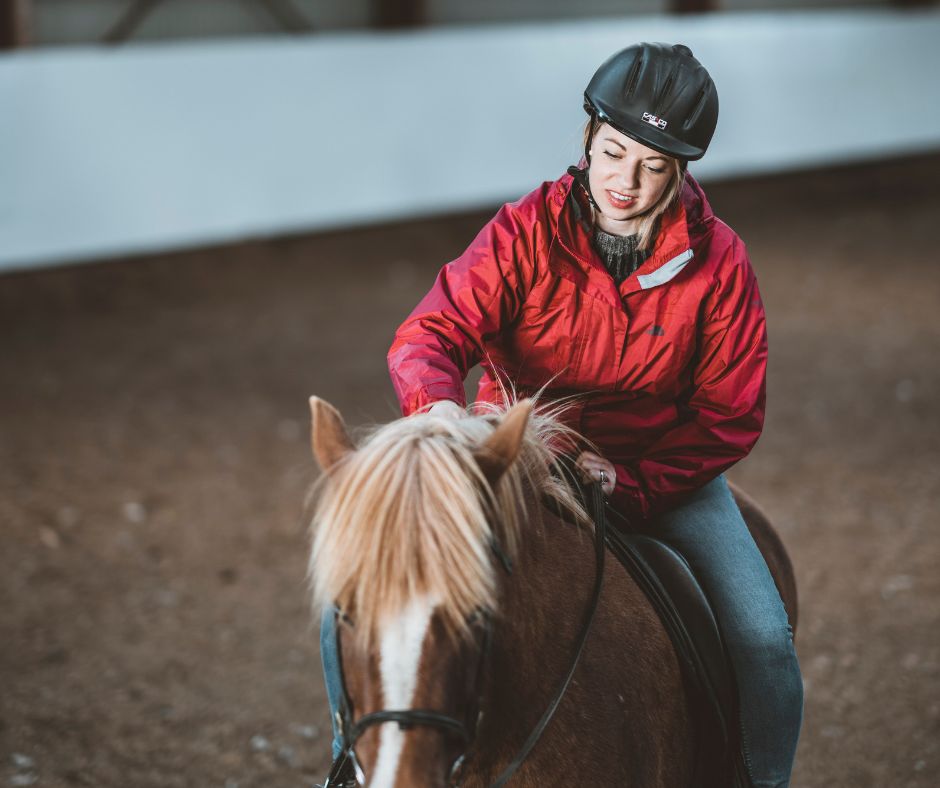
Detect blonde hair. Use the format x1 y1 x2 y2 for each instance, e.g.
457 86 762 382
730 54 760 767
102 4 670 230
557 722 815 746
581 118 686 251
308 400 590 648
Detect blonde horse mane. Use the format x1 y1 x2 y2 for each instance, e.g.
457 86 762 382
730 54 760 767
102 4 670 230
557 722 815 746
308 399 590 646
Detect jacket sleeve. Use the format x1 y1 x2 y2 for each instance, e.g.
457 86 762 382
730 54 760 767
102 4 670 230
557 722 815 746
387 201 534 415
609 236 768 520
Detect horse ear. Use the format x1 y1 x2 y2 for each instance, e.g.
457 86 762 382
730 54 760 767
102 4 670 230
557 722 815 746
474 399 534 486
309 396 355 471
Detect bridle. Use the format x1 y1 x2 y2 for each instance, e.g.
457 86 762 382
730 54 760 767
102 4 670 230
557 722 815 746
328 483 608 787
331 607 493 785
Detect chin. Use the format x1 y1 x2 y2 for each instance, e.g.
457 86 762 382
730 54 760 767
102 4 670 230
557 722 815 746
602 206 643 222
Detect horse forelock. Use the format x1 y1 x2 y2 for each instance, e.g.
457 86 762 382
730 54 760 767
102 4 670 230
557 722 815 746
308 399 589 647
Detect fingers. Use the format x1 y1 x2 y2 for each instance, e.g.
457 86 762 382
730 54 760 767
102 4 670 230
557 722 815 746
427 400 467 419
575 452 616 496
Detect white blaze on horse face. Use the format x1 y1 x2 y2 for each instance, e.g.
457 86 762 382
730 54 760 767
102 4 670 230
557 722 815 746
370 595 436 788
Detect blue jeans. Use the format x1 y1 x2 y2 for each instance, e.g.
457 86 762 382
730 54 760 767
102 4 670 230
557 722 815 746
319 475 803 785
648 474 803 787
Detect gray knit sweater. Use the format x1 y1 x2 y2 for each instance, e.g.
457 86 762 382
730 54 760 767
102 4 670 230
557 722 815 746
592 227 650 284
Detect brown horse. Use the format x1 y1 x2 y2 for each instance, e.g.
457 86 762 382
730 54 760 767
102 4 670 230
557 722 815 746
307 396 797 788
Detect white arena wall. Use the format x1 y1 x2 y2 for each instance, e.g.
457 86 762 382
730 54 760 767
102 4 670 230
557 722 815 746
2 8 939 272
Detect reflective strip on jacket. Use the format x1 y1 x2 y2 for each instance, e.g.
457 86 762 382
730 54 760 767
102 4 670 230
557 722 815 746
387 171 768 521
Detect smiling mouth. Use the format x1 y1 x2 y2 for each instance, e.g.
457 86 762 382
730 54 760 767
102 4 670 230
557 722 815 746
607 190 636 207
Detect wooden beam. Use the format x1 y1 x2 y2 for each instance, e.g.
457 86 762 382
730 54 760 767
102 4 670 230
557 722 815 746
259 0 316 33
0 0 31 49
669 0 717 14
371 0 425 29
103 0 165 45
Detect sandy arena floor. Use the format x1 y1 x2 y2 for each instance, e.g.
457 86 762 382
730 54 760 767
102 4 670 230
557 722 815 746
1 154 938 787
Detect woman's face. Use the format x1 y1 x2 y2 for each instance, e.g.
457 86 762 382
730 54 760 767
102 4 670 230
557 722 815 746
587 123 675 235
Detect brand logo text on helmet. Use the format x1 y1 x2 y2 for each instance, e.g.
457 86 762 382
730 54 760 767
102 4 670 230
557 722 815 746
642 112 667 130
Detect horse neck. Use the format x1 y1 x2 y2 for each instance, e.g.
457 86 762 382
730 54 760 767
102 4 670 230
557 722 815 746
473 498 601 762
466 495 695 786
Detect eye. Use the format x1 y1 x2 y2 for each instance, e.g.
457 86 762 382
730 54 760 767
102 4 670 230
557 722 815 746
645 164 666 174
603 150 622 159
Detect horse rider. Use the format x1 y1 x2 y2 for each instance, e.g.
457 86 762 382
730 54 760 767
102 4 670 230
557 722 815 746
322 41 804 787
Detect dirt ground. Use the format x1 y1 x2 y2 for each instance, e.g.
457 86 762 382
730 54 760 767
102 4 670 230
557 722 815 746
1 154 938 788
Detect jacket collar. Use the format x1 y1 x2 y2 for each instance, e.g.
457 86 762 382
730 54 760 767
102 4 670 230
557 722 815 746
547 168 712 308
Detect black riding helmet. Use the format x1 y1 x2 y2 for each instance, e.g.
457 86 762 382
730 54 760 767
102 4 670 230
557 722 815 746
583 42 719 162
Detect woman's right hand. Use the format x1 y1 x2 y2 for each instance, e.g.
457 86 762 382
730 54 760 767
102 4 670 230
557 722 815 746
428 400 467 420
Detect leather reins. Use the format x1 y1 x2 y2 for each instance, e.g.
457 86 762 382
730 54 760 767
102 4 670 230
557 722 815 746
330 482 608 787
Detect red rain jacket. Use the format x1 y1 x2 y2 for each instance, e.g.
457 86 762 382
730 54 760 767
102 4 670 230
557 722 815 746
388 171 767 521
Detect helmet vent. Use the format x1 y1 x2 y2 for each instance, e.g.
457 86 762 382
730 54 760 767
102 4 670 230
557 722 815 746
683 89 708 131
655 70 676 114
624 55 643 99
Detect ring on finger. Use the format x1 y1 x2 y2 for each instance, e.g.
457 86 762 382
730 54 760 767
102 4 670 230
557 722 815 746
599 470 607 485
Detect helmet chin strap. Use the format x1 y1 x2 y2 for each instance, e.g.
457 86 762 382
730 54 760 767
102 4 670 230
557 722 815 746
580 116 601 210
566 163 600 213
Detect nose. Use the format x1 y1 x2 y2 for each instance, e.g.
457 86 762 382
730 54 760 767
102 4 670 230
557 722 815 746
616 160 641 190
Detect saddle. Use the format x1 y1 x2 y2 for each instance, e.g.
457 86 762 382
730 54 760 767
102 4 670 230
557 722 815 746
603 503 748 788
539 454 750 785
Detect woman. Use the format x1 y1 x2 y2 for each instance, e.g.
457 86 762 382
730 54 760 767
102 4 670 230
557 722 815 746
324 42 803 786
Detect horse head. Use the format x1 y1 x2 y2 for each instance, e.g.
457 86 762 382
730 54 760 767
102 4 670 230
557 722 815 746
308 397 583 787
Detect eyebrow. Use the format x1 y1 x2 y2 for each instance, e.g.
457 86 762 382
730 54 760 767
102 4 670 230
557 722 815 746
602 135 668 161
